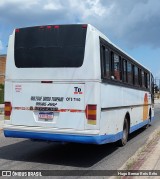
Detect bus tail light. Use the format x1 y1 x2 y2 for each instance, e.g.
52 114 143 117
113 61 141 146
85 105 97 125
54 25 59 29
15 29 20 33
47 26 52 29
82 25 87 29
5 102 12 120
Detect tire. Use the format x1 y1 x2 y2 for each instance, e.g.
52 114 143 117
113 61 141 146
118 118 129 146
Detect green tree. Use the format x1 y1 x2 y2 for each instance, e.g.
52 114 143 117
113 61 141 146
0 84 4 104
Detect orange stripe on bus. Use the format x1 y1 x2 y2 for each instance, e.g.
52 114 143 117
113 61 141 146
87 110 96 115
14 107 84 113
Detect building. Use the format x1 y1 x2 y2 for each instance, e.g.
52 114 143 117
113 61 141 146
0 54 6 84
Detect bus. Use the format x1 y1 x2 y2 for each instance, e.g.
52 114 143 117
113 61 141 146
4 24 154 146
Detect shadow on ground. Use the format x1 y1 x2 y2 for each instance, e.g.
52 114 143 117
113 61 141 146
0 127 148 168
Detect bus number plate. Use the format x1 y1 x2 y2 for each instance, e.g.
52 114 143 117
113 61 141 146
38 112 54 120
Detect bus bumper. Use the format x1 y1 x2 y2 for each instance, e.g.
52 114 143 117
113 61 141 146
3 127 122 145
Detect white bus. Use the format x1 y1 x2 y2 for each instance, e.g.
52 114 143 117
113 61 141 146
4 24 154 146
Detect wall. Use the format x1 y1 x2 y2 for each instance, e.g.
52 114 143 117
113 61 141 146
0 55 6 84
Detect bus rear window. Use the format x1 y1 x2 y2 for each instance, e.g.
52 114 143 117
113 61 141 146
14 25 87 68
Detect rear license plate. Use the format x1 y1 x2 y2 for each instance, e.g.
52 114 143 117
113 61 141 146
38 112 54 120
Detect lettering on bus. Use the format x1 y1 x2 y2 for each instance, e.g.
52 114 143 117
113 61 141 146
31 96 42 101
35 102 58 106
66 97 81 101
31 96 64 102
74 87 83 94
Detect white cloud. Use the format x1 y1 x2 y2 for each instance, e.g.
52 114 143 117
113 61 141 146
0 0 37 8
0 0 160 49
84 0 105 17
84 0 160 48
43 1 63 10
1 0 160 76
68 0 105 19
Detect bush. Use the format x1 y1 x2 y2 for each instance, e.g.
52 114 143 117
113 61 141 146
0 84 4 104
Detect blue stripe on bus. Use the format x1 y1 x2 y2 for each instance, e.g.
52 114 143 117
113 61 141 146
151 116 155 122
130 117 154 133
4 117 154 145
130 119 149 133
4 130 123 145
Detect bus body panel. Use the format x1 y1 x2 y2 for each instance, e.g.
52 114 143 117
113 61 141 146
4 24 154 145
4 24 101 136
11 82 85 130
100 83 152 135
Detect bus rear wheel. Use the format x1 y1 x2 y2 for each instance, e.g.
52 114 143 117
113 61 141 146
118 118 129 146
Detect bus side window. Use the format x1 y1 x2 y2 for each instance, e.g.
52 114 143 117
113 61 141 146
139 68 142 87
104 48 110 78
132 65 135 85
142 70 145 88
134 66 139 86
113 53 121 81
123 59 127 83
144 72 148 89
127 61 133 84
147 73 150 89
101 45 110 79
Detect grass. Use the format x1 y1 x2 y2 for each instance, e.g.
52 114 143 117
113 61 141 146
0 84 4 104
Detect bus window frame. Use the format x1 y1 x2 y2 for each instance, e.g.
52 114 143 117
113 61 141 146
99 37 151 92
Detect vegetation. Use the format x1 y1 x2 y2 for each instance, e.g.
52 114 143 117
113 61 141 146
0 84 4 104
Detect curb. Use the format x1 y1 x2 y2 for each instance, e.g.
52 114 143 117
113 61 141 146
120 127 160 170
122 127 160 170
109 127 160 179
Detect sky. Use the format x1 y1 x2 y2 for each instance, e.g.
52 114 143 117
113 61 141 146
0 0 160 78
